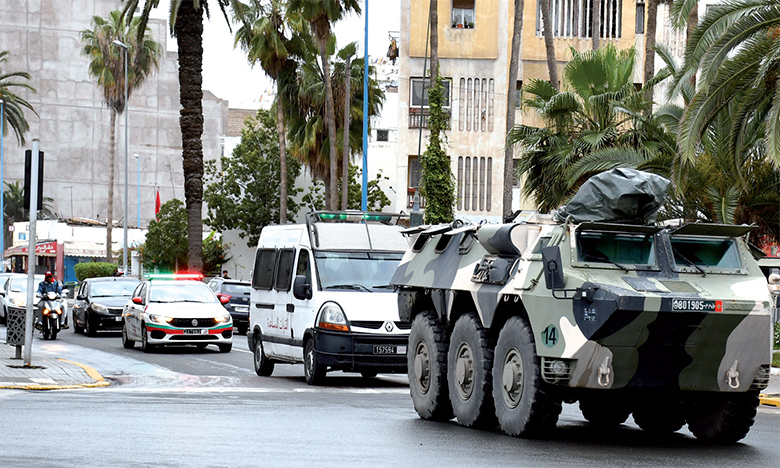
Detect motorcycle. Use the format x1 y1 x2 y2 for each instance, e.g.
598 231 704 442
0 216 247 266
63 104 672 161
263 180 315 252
38 291 64 340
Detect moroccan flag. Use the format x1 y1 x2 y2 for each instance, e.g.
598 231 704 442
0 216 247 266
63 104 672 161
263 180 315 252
155 190 161 220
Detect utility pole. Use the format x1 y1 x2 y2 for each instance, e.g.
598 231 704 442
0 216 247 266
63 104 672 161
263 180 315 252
23 139 41 366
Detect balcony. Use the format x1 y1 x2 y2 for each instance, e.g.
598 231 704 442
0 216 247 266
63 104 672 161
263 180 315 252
409 107 452 130
407 188 427 209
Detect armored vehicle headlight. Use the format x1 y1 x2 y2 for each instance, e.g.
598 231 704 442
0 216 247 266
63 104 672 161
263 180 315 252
317 302 350 332
769 273 780 295
550 360 568 375
92 303 108 314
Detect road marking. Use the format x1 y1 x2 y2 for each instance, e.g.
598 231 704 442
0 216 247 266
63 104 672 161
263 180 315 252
95 385 409 394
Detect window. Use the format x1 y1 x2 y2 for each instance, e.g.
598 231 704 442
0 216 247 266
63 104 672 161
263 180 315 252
252 249 276 290
536 0 623 39
275 249 295 292
452 0 476 28
296 249 312 285
410 78 451 108
457 156 492 212
636 1 645 34
408 156 420 189
576 232 656 265
376 129 389 142
458 77 495 132
670 237 742 270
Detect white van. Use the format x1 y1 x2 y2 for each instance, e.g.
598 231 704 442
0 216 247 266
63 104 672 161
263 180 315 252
247 212 410 385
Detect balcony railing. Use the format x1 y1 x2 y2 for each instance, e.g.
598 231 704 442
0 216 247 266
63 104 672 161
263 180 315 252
409 108 452 130
407 188 426 209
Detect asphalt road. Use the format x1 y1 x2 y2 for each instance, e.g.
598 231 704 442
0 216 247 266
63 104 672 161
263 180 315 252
1 327 778 468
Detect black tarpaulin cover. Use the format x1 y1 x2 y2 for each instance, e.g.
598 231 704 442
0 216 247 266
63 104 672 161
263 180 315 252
554 168 670 224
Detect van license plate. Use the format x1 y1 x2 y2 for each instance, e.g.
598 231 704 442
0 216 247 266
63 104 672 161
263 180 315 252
373 345 406 354
183 329 208 335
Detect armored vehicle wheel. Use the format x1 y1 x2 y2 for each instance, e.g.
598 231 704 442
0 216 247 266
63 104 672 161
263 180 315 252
579 398 630 426
686 392 759 443
633 403 685 435
492 316 562 437
447 313 496 428
304 339 326 385
408 310 453 421
254 339 275 377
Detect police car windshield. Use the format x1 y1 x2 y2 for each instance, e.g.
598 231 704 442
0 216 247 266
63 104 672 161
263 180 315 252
91 280 140 297
670 236 741 269
149 283 218 303
315 251 403 291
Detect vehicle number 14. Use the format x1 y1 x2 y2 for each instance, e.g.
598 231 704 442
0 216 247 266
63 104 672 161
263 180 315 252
541 324 559 348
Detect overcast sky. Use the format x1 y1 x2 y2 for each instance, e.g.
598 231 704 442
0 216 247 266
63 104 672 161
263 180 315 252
150 1 400 109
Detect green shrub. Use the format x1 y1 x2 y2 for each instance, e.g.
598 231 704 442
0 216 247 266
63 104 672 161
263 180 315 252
74 262 117 282
775 321 780 350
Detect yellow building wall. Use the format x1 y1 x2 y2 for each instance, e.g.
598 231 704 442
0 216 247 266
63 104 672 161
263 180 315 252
409 0 500 59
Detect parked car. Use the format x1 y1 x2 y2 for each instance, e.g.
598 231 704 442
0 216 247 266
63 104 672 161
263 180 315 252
122 277 233 353
207 277 251 335
0 272 21 324
72 277 141 336
3 274 46 318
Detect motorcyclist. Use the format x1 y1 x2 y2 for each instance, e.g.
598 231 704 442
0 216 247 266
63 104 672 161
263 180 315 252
37 271 67 329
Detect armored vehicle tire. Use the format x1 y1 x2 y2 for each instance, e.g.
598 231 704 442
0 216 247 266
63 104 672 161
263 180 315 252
304 339 326 385
492 316 562 437
686 392 759 443
447 313 497 428
254 338 275 377
579 398 630 426
632 403 685 435
408 310 454 421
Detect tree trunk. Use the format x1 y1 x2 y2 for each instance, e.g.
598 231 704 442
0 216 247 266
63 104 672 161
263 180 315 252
592 0 601 50
106 109 116 262
277 82 288 224
540 0 559 90
643 0 659 101
318 40 339 212
175 0 204 272
504 0 524 220
429 0 438 87
342 55 352 211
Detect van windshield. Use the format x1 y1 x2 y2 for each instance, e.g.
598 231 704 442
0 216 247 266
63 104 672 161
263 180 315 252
315 251 404 292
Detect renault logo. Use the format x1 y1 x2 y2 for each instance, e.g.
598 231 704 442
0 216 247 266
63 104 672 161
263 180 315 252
384 321 394 332
192 319 198 326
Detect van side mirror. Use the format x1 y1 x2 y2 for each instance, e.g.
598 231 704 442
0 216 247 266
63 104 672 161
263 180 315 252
541 246 566 290
293 275 312 300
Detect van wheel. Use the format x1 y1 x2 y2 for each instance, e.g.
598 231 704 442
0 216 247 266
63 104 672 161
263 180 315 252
218 343 232 353
361 371 377 378
253 339 275 377
304 339 326 385
492 316 561 437
448 313 496 428
408 310 453 421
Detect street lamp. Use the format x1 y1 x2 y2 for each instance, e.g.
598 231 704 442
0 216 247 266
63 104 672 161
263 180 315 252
134 153 140 227
112 39 129 275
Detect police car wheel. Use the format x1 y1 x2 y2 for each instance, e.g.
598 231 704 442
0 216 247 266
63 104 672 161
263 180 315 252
492 316 562 437
408 310 453 421
121 323 135 349
686 392 759 442
141 324 156 353
253 338 275 377
447 312 496 428
304 339 326 385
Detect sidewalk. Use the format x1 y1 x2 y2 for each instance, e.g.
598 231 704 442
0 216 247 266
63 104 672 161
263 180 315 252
0 346 109 390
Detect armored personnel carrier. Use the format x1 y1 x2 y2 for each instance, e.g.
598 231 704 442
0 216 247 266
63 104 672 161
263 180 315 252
391 169 772 442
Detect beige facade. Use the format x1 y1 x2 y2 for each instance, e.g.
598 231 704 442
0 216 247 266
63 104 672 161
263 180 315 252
399 0 648 221
0 0 230 230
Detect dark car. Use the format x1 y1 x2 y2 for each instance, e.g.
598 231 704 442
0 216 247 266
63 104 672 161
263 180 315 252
207 278 250 335
73 277 141 336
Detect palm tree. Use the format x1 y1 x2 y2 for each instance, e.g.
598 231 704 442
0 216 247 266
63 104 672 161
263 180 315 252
3 181 55 249
286 45 384 196
592 0 601 50
0 50 37 146
233 0 307 224
123 0 236 272
508 44 675 211
539 0 559 90
428 0 438 87
286 0 361 210
673 0 780 167
82 10 161 262
503 0 524 219
338 43 356 211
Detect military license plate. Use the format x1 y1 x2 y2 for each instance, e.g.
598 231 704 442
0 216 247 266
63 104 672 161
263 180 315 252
373 345 407 355
671 299 722 312
183 328 208 335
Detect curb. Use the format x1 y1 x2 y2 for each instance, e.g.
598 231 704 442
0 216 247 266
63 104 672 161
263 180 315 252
0 359 110 390
759 394 780 408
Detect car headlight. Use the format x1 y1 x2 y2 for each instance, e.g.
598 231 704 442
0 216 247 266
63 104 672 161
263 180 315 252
317 302 350 332
148 314 173 324
215 314 232 323
10 297 24 307
91 303 108 314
